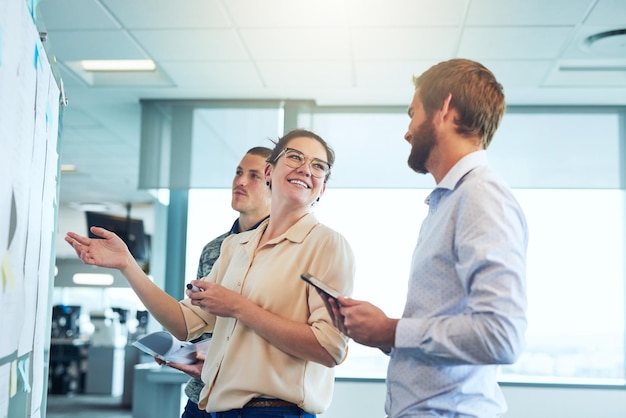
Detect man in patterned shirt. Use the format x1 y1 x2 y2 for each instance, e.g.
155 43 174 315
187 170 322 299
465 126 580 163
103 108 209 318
324 59 528 418
163 146 271 418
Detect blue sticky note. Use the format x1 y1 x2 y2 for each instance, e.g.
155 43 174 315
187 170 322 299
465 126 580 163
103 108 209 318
34 43 39 69
28 0 42 21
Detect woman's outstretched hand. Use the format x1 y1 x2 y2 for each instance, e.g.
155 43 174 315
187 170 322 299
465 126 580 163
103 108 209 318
65 226 133 270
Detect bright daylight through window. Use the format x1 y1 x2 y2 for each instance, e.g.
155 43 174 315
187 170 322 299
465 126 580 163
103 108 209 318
186 106 625 386
187 187 625 384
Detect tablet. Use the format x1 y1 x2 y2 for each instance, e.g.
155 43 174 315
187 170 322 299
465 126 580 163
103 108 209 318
301 273 341 300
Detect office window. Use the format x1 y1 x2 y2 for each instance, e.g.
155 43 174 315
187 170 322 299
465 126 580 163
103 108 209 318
317 188 625 383
187 187 625 383
189 107 282 188
501 189 624 384
186 106 625 385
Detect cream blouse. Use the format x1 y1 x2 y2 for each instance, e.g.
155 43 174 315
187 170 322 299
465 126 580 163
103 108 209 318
179 213 355 414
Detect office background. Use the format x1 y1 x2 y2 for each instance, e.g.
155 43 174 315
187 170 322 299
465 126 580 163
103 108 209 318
32 0 626 417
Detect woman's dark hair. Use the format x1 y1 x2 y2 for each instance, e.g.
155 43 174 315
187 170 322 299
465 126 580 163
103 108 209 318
267 129 335 182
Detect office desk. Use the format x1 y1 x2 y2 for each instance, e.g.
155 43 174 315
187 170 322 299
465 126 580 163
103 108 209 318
85 345 125 396
132 363 188 418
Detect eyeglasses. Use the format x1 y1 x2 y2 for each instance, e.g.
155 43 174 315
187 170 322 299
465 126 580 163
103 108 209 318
276 147 331 179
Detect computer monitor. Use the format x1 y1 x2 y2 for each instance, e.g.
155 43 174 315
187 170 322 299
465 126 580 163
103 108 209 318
85 212 149 262
51 305 81 339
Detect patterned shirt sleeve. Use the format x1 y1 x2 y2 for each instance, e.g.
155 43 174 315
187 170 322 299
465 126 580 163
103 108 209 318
196 231 231 279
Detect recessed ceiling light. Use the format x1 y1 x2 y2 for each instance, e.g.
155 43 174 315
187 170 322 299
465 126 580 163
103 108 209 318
61 164 77 172
72 273 115 286
80 59 156 72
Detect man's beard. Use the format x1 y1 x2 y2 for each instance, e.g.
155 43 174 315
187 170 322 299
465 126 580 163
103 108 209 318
407 118 436 174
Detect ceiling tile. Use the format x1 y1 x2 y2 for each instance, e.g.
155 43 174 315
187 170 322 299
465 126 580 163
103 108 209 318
58 130 92 147
36 0 120 30
75 101 141 137
355 61 434 88
352 28 459 60
300 86 412 106
131 29 249 61
240 28 351 60
102 0 230 29
480 60 553 88
256 61 353 87
458 27 573 59
45 30 150 60
66 127 129 145
466 0 593 25
585 0 626 25
59 108 101 129
346 0 467 26
159 61 263 87
226 0 347 27
55 65 88 89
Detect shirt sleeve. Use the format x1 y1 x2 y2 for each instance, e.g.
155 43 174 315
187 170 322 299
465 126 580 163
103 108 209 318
180 236 234 341
395 176 528 365
306 227 356 365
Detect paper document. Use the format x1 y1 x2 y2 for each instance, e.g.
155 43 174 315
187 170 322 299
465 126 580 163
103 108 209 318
132 331 211 364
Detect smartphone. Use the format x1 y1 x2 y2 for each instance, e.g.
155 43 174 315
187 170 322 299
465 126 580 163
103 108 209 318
300 273 341 300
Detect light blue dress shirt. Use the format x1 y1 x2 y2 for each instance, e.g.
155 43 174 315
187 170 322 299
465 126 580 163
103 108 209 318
386 150 528 418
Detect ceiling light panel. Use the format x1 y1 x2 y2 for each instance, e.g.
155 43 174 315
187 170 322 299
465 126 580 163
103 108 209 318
81 59 156 71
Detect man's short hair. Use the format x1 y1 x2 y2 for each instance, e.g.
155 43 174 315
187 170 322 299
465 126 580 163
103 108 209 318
246 146 272 159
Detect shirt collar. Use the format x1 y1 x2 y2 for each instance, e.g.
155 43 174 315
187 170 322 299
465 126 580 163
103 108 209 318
437 150 488 191
229 215 270 234
425 150 488 208
238 212 319 246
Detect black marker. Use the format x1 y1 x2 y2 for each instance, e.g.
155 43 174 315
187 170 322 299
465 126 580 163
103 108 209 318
186 283 202 292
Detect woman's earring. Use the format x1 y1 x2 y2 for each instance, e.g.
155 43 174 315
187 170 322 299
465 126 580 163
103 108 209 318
266 181 270 187
316 196 320 202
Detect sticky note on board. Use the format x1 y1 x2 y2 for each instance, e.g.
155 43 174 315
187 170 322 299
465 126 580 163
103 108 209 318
10 361 17 397
33 42 39 69
2 250 15 291
18 359 31 393
27 0 42 20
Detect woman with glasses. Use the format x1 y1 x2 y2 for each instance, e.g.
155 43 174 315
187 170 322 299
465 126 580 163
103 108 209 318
66 129 355 418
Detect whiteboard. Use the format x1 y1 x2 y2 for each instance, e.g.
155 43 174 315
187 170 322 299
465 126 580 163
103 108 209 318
0 0 61 417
